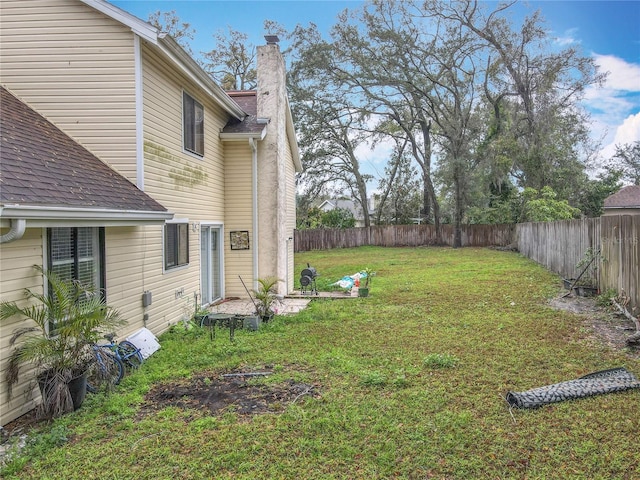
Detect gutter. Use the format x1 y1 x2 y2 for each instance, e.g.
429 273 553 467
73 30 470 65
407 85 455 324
1 205 173 227
219 128 267 141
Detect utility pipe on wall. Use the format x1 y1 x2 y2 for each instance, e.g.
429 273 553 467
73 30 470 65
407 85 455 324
0 218 26 244
249 138 259 291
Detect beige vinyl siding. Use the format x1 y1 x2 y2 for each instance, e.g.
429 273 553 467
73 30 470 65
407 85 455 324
284 141 297 293
0 0 138 182
224 142 255 297
142 44 227 217
104 225 199 335
104 226 153 336
0 229 45 425
138 43 235 325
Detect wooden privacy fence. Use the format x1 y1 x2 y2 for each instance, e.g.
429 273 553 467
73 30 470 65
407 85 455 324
512 216 638 315
294 216 639 314
294 224 513 251
600 215 640 312
516 218 602 285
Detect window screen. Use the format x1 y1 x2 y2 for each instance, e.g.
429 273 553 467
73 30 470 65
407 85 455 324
183 92 204 156
165 223 189 270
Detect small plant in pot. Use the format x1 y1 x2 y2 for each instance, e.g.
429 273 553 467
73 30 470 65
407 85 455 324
1 266 124 419
252 276 281 324
358 268 375 298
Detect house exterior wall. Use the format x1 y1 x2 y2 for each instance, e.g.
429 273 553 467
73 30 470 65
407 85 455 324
0 1 299 426
284 137 297 293
0 0 138 183
224 142 255 297
0 230 45 424
103 226 160 334
139 41 233 324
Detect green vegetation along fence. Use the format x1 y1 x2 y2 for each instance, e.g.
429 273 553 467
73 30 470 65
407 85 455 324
295 216 639 314
294 224 514 252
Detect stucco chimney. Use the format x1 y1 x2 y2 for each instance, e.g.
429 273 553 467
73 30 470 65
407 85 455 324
256 38 289 293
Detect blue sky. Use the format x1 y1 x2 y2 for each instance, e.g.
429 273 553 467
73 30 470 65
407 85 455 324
111 0 640 175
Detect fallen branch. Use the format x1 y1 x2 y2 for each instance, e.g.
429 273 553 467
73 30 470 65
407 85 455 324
291 387 312 404
611 295 640 345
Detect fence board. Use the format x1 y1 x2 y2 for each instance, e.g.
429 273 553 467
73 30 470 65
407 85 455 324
600 215 640 315
516 218 601 284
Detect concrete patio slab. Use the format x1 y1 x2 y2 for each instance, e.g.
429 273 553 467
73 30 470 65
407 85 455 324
208 289 357 316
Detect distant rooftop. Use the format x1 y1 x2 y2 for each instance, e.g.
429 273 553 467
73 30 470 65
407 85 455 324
604 185 640 209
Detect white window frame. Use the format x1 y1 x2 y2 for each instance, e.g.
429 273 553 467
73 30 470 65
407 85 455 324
163 219 190 272
182 90 204 157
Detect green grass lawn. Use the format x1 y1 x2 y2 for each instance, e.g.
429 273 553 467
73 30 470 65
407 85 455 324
3 246 639 479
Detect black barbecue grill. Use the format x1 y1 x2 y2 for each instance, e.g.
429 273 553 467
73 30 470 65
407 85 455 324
299 264 319 295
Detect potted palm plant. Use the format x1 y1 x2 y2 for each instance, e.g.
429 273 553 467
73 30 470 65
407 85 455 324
1 266 124 419
251 276 281 325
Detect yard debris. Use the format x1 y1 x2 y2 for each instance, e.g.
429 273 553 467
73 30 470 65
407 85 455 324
505 367 640 409
331 271 370 290
611 290 640 345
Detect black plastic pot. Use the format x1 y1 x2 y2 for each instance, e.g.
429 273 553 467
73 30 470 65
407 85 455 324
38 369 88 415
67 371 88 410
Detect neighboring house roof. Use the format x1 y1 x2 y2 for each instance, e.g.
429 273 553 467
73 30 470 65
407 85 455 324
604 185 640 209
319 199 365 218
0 86 172 224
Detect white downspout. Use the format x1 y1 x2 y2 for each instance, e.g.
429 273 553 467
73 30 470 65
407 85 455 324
249 138 259 290
0 218 27 244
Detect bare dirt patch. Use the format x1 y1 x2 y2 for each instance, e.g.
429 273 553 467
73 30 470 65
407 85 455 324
138 370 320 419
549 294 639 357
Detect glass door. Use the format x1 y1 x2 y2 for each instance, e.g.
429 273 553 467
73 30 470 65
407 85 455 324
200 226 222 305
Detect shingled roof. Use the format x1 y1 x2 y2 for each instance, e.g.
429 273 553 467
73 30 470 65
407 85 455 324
0 87 171 221
220 91 267 138
604 185 640 209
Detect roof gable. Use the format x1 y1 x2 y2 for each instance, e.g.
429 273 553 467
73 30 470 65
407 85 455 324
0 87 168 215
81 0 246 121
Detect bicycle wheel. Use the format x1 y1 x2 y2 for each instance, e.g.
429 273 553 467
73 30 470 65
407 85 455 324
86 348 124 393
117 341 143 369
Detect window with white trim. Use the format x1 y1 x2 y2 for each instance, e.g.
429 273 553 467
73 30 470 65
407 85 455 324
47 227 105 331
164 222 189 270
48 227 105 291
183 91 204 156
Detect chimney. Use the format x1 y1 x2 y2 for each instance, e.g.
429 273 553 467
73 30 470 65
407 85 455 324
256 35 288 292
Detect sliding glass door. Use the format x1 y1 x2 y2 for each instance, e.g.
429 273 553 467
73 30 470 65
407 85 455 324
200 226 222 305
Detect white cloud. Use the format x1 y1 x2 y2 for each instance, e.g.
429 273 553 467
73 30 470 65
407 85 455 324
554 28 580 47
600 112 640 160
594 54 640 91
583 54 640 161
